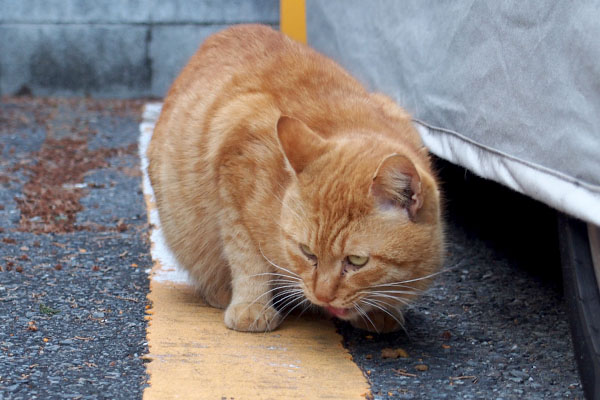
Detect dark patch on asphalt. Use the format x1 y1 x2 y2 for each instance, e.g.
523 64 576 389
0 97 150 399
14 137 136 233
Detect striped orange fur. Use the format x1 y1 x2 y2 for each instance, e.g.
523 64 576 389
148 25 444 333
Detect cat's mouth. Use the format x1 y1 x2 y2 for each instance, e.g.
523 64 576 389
325 306 350 318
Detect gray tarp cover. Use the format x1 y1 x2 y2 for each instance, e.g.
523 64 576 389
306 0 600 226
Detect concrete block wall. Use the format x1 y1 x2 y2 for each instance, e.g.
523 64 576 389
0 0 279 97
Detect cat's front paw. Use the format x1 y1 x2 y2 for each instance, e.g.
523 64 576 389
224 302 282 332
350 310 404 333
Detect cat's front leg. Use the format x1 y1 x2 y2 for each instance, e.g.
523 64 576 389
224 265 282 332
220 231 282 332
224 299 281 332
224 269 282 332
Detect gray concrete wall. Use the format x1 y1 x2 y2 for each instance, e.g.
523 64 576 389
0 0 279 98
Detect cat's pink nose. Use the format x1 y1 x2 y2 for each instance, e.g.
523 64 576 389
315 293 335 304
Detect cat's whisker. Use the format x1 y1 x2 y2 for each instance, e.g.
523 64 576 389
275 294 304 314
268 279 304 288
271 289 304 307
249 288 304 331
241 284 301 321
370 299 410 339
279 297 310 323
352 304 370 331
366 292 411 307
230 276 300 291
269 284 303 297
270 290 303 313
361 296 397 311
367 282 423 291
397 268 456 285
365 269 449 293
258 244 301 279
242 272 301 282
366 292 411 308
295 301 314 320
269 263 301 279
360 298 408 336
363 297 407 332
269 280 304 289
353 303 379 334
268 277 301 284
273 286 303 296
360 289 420 297
229 273 300 300
258 291 304 330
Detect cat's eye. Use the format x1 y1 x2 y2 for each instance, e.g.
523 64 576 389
347 255 369 267
300 244 316 258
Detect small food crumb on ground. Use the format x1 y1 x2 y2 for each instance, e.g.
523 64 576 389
27 321 38 332
381 348 409 359
415 364 429 372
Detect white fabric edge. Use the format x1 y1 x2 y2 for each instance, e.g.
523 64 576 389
416 122 600 227
138 102 193 285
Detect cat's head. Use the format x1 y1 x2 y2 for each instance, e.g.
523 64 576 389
275 116 444 324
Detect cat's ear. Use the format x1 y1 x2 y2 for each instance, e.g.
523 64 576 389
370 154 423 220
277 116 328 174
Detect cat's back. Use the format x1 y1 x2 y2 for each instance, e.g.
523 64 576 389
154 24 364 135
163 25 310 106
150 25 293 163
148 26 278 180
149 24 424 197
149 24 422 180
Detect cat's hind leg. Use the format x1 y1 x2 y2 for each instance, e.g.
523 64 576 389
200 276 232 309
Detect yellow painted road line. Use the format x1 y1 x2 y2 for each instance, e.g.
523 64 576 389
138 103 370 399
280 0 307 44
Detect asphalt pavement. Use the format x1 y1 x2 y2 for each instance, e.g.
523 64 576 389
0 97 585 399
0 98 151 400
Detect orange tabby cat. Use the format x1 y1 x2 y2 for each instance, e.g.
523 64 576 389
147 25 444 333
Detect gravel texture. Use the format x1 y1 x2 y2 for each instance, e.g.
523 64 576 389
0 97 585 399
0 97 151 400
